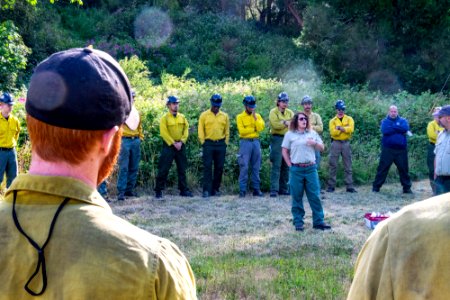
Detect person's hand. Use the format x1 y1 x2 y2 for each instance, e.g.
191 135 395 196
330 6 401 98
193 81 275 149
282 120 290 127
307 138 317 147
336 126 345 132
174 141 182 151
252 110 257 120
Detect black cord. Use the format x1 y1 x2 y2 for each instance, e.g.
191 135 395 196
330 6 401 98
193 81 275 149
12 190 70 296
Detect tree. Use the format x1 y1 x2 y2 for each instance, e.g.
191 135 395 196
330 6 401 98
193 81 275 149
1 0 82 10
0 20 30 91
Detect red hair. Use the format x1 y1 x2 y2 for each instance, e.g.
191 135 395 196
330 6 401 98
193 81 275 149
27 115 122 165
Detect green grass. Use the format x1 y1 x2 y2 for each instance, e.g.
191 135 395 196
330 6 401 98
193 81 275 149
111 180 432 299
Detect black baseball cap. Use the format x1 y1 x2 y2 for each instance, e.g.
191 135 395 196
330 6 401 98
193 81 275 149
26 47 133 130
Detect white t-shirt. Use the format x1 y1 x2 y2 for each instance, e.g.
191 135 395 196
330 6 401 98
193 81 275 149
281 130 323 164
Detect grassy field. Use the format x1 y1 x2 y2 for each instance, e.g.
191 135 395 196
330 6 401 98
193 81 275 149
111 180 432 299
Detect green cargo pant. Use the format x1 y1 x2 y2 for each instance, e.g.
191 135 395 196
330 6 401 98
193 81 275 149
269 135 289 193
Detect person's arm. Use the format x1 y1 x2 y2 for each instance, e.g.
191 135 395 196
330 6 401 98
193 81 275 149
329 118 340 139
237 114 257 136
160 115 175 146
312 114 323 134
342 116 354 134
282 147 291 167
427 121 436 141
255 113 265 133
14 117 20 143
269 110 286 131
347 224 393 300
180 117 189 144
198 113 205 145
154 239 197 300
381 118 397 136
225 114 230 145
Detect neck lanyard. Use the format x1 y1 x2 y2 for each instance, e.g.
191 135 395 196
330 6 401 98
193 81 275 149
12 190 70 296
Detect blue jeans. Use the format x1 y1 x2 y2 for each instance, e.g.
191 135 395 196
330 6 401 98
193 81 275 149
290 165 325 227
0 148 18 188
238 139 261 192
117 138 141 194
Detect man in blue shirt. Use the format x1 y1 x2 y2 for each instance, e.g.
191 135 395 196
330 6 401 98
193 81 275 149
372 105 412 193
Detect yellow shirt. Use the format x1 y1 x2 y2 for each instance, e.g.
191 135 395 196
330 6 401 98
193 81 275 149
0 174 197 300
269 107 294 135
347 195 450 300
236 110 265 139
160 112 189 146
198 109 230 145
0 113 20 148
122 121 144 140
329 114 354 141
427 120 443 144
305 111 323 134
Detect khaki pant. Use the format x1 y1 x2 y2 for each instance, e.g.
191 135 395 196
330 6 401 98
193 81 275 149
327 140 353 189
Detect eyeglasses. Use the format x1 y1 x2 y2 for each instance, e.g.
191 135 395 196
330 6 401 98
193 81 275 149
298 117 307 121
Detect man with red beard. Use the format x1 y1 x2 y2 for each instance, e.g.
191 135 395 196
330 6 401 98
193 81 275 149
0 48 197 299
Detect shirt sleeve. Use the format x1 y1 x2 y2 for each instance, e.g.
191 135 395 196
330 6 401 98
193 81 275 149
329 118 340 139
255 113 265 132
181 117 189 144
154 239 197 300
236 114 254 136
343 116 354 134
225 114 230 145
160 115 175 146
269 110 286 131
281 132 291 149
312 114 323 134
15 118 21 143
198 113 205 145
347 224 393 300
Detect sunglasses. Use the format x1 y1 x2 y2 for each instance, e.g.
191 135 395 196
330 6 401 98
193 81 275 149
298 117 308 121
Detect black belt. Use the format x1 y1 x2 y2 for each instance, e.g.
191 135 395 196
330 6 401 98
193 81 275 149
205 138 225 143
430 142 435 145
332 139 349 143
437 175 450 180
0 147 13 151
241 138 259 141
272 134 284 137
122 136 139 140
292 162 315 167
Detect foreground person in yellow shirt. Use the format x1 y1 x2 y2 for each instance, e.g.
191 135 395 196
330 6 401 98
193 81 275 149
347 194 450 299
0 92 20 188
236 95 265 197
0 48 196 299
198 94 230 198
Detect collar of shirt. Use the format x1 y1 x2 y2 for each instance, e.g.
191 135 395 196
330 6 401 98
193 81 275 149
4 174 110 210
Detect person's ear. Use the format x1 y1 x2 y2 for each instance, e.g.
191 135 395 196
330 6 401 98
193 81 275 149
101 126 119 154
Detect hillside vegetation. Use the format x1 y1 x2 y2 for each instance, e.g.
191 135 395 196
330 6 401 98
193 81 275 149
1 1 449 193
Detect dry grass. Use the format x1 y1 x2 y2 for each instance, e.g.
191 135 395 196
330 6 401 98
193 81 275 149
111 180 433 299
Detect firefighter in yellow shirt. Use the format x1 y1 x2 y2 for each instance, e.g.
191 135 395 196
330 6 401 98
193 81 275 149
268 92 294 197
326 99 357 193
236 95 265 197
198 94 230 198
0 92 20 188
155 96 193 199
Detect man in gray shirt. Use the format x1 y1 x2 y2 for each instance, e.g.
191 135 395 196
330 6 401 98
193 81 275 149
434 105 450 195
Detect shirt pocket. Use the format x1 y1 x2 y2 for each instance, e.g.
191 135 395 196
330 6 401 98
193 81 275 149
242 118 254 128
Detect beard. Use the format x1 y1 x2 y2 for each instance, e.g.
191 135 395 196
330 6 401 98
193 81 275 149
97 131 122 185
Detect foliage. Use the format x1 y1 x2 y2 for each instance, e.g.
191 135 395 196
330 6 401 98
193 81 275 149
0 20 30 91
300 1 450 94
0 0 82 10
